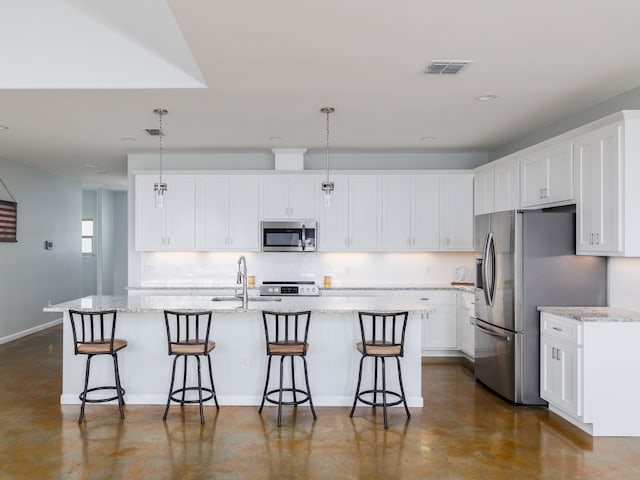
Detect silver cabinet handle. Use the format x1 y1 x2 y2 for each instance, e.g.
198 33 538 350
596 232 600 245
552 347 556 360
552 326 562 332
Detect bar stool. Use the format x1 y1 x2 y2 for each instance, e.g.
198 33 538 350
259 310 317 427
350 311 411 428
163 310 219 424
69 309 127 424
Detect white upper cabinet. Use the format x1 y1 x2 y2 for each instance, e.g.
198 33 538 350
521 142 573 208
261 175 317 220
196 176 260 250
493 159 520 212
349 175 380 250
319 175 379 251
441 174 473 250
381 175 439 250
135 174 196 250
575 123 622 255
474 167 494 215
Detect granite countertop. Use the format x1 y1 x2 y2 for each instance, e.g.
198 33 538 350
44 295 432 314
538 306 640 323
127 283 475 293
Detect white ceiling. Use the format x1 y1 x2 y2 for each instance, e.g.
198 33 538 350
1 0 640 189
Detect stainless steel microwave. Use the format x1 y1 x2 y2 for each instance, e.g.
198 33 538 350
261 221 316 252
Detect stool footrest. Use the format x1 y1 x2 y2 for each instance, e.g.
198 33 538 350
168 386 215 405
79 386 126 404
264 387 311 407
355 389 404 408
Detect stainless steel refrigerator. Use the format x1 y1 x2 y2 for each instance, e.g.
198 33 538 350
474 210 607 405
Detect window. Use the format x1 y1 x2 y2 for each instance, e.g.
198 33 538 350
82 219 94 255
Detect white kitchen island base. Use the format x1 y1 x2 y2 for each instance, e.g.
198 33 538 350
51 296 425 408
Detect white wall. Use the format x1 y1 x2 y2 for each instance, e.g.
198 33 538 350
97 189 114 295
134 251 475 288
608 258 640 310
0 157 81 342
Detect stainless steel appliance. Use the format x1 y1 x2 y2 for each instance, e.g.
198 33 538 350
260 281 319 296
261 221 316 252
474 210 607 405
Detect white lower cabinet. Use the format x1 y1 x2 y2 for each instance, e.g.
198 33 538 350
540 311 640 436
457 291 475 359
420 291 458 356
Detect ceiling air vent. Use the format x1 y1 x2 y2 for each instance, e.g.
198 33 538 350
424 60 472 75
145 128 162 136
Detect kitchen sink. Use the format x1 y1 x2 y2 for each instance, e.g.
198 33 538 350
210 296 282 302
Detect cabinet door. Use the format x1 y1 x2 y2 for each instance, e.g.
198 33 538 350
164 175 196 249
261 177 290 219
546 143 573 204
229 176 260 250
540 336 581 417
318 176 349 251
422 304 457 349
197 177 230 249
457 292 475 358
289 176 317 219
474 168 494 215
381 176 412 249
521 154 544 207
349 176 379 250
494 160 520 212
413 176 441 249
441 175 473 250
135 175 166 250
575 124 622 254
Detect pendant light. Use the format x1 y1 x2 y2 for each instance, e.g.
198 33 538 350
153 108 168 208
320 107 335 207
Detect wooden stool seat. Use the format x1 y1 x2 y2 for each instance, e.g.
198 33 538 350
268 341 308 355
77 339 128 354
170 340 216 355
356 341 401 356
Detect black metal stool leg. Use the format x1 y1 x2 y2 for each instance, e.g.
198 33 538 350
277 356 285 427
207 354 219 410
112 353 125 419
382 358 388 429
373 356 379 405
163 355 179 420
350 355 365 417
302 356 317 420
78 355 93 424
181 355 188 405
196 356 204 424
291 355 297 405
396 356 410 418
259 356 273 413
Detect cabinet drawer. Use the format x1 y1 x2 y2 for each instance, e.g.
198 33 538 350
417 290 456 305
540 313 582 345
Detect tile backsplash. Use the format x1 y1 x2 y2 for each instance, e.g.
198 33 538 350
136 251 475 287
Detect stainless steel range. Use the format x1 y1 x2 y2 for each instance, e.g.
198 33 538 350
259 281 319 296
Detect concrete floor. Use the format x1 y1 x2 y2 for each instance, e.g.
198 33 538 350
1 325 639 479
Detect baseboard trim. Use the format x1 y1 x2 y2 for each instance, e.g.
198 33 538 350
0 317 63 345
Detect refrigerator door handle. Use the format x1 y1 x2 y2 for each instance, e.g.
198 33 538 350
482 232 496 306
476 322 510 340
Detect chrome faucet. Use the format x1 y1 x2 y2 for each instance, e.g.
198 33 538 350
237 255 248 311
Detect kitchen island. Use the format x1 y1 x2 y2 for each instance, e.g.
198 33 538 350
45 295 429 407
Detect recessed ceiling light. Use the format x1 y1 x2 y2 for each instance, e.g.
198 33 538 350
85 164 97 168
0 125 8 130
121 137 137 143
269 136 283 141
475 94 498 101
420 136 437 141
